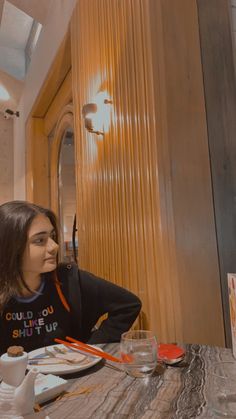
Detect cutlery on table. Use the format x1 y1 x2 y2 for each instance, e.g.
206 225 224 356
54 336 121 363
28 358 72 366
29 347 83 365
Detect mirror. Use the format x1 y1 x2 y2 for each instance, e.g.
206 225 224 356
58 127 78 263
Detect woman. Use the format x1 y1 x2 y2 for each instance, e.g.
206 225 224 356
0 201 141 354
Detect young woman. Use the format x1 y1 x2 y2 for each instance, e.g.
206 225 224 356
0 201 141 354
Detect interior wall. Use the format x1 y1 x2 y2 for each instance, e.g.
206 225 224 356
71 0 174 340
25 38 72 207
0 114 13 204
71 0 225 345
14 0 77 200
150 0 225 345
197 0 236 346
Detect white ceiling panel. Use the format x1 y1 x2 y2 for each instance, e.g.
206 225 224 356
0 1 33 49
7 0 52 24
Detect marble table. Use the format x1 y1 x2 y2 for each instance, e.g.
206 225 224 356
41 343 235 418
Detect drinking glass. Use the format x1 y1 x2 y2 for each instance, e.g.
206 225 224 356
209 361 236 417
120 330 157 378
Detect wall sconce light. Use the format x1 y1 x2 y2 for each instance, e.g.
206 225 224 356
82 92 113 136
82 103 100 134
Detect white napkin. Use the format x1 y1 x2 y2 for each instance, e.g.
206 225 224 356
35 373 68 404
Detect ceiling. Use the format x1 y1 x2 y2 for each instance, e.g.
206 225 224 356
0 0 52 114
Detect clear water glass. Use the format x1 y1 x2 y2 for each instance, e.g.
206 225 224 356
209 361 236 417
120 330 157 378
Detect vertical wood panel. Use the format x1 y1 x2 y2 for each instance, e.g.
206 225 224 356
71 0 169 338
25 117 49 206
149 0 225 345
71 0 225 345
25 32 72 206
197 0 236 346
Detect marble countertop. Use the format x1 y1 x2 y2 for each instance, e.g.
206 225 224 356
42 343 235 418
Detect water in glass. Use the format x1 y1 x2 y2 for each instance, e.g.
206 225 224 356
120 330 157 378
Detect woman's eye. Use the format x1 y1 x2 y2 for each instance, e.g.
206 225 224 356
33 237 46 245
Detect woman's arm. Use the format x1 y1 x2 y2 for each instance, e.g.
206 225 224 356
79 270 142 343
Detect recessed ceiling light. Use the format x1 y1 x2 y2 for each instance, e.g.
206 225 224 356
0 85 10 101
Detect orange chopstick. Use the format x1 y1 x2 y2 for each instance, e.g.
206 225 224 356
54 337 121 363
66 336 122 363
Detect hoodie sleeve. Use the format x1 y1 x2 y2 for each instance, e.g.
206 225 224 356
78 269 142 343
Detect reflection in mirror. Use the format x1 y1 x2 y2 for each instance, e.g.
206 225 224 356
58 128 78 263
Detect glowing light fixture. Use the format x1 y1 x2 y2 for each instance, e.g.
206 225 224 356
82 91 113 136
0 85 10 101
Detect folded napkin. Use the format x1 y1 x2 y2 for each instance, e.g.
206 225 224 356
35 373 68 404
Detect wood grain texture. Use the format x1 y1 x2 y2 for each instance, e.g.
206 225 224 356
71 0 224 345
50 104 74 215
71 0 170 339
25 117 49 206
44 71 72 137
197 0 236 346
150 0 225 345
26 35 72 207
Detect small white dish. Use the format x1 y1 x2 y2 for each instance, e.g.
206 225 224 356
35 373 68 404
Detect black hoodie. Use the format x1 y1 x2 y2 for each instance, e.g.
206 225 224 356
0 263 141 353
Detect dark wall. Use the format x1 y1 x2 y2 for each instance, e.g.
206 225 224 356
197 0 236 347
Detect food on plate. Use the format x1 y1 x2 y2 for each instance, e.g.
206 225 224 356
53 352 86 363
44 346 86 364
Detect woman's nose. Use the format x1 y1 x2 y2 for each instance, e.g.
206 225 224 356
47 238 59 253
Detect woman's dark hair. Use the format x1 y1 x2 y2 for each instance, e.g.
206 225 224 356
0 200 58 311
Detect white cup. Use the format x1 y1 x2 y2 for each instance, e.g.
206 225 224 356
0 352 28 386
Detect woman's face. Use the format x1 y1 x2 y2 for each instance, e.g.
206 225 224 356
22 214 59 277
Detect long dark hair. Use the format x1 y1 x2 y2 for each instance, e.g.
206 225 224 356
0 201 58 311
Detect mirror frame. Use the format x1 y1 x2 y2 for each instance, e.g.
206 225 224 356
50 103 76 261
50 103 74 216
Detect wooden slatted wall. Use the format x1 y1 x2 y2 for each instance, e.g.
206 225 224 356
70 0 225 345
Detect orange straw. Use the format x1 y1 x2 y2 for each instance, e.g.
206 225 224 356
54 337 121 363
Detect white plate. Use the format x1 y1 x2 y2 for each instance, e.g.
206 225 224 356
28 344 103 375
